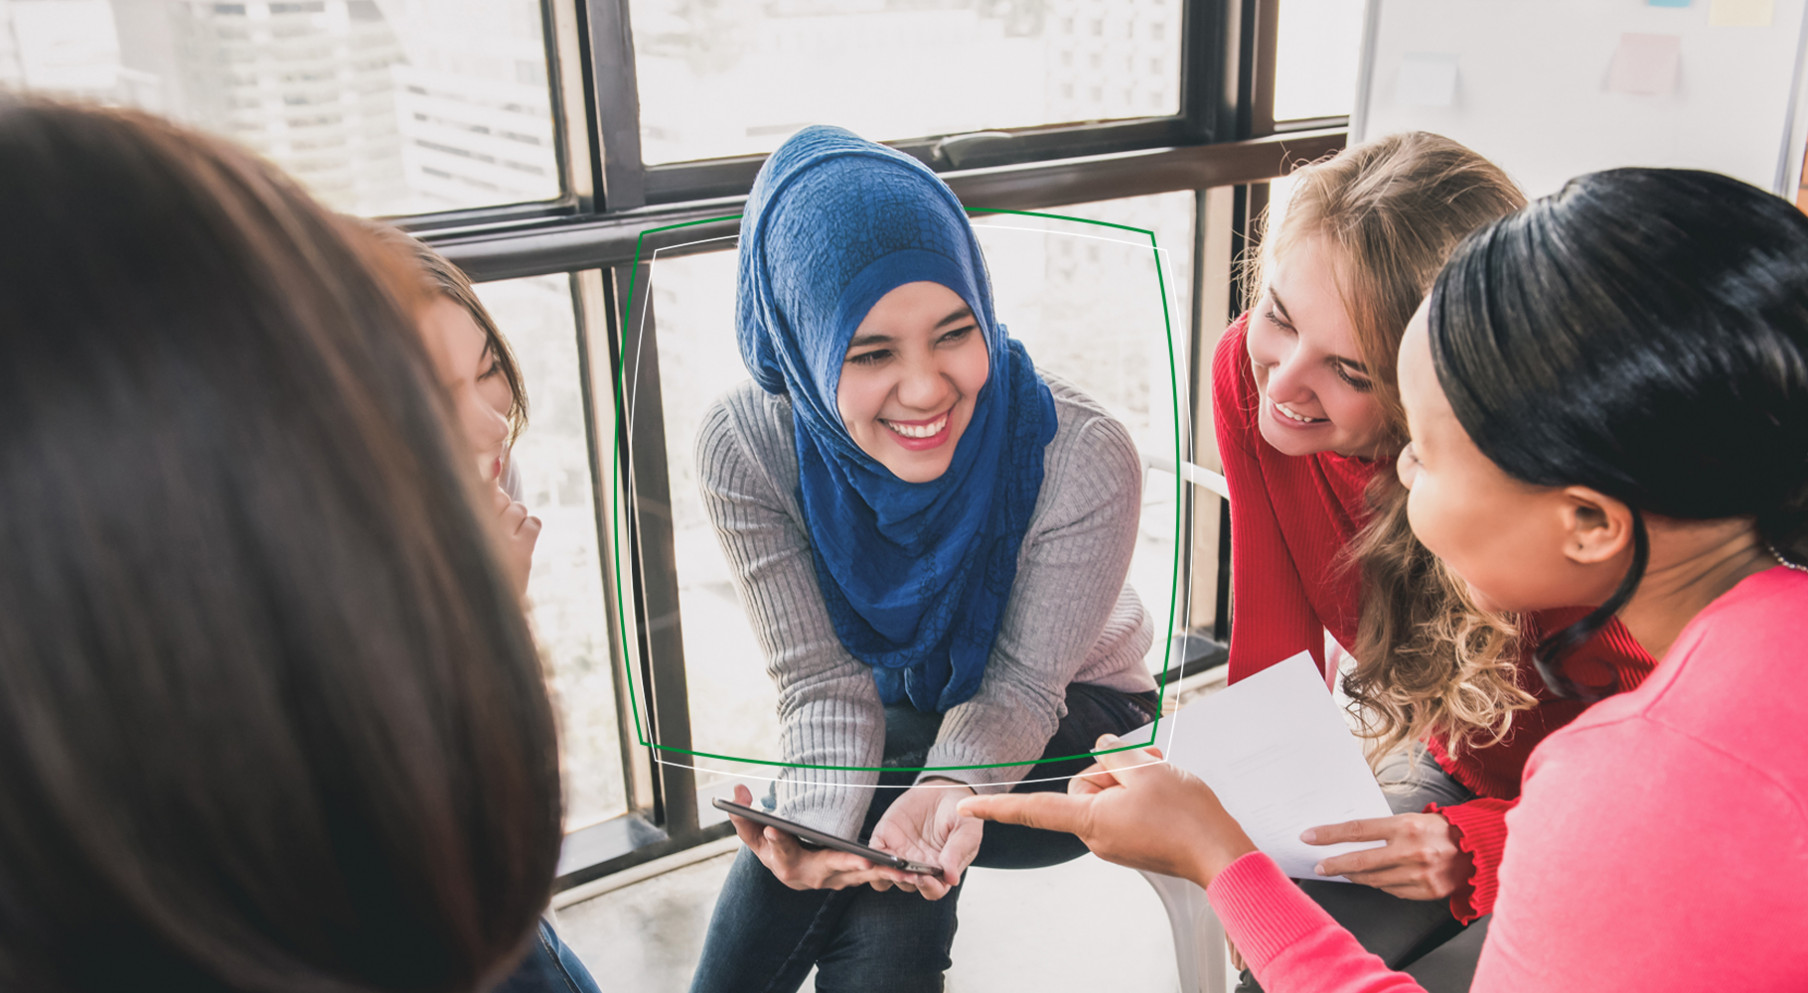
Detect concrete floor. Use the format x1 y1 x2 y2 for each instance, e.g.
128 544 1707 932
555 846 1186 992
552 669 1240 992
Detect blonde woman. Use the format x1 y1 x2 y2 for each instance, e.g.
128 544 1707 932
1211 132 1654 989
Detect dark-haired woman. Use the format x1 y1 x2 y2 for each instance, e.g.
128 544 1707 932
0 98 563 993
966 167 1808 991
1214 131 1655 989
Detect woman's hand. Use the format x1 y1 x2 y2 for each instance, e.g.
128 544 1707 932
723 785 918 892
490 483 541 600
867 778 985 900
958 734 1257 888
1302 813 1472 900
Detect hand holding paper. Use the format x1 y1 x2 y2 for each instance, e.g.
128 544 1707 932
960 653 1392 887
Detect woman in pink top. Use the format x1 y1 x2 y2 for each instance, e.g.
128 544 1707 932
962 167 1808 991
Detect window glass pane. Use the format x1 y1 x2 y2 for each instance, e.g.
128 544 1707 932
474 274 627 832
648 248 784 783
652 190 1194 789
970 192 1194 677
630 0 1185 166
1274 0 1366 121
0 0 560 216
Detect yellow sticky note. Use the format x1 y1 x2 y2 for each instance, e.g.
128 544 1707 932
1710 0 1774 26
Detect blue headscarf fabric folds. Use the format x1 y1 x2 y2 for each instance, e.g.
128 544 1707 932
736 125 1058 713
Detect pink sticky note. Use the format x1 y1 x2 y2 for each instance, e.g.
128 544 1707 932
1608 33 1681 95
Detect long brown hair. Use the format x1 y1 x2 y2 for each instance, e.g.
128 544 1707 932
1250 132 1535 760
0 98 562 992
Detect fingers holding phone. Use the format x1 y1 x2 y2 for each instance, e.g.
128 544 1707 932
722 785 919 893
867 778 984 901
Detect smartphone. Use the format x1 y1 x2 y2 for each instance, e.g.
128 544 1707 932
712 797 943 876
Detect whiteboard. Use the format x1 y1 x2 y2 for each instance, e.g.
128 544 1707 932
1352 0 1808 197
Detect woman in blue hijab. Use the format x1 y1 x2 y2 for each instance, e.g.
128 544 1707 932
689 126 1161 992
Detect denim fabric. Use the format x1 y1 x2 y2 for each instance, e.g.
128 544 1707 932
1236 747 1485 993
689 683 1159 993
490 919 603 993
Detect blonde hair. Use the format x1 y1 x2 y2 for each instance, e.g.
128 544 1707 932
1250 132 1536 762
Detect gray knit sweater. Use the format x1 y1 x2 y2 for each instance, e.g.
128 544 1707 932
696 374 1157 837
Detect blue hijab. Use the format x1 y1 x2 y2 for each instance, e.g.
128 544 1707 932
736 126 1057 713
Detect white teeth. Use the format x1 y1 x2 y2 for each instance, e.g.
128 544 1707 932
885 414 948 439
1274 400 1323 424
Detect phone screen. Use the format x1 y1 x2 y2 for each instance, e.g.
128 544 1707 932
712 797 943 876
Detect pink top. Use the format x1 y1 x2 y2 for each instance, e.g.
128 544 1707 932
1208 565 1808 992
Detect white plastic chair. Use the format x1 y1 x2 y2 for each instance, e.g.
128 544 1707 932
1140 870 1231 993
1134 453 1234 993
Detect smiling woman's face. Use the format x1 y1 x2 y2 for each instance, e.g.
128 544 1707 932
836 281 990 483
1246 235 1392 459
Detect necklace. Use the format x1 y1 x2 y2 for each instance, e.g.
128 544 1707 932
1768 544 1808 573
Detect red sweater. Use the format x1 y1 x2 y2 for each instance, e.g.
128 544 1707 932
1212 317 1655 920
1210 566 1808 992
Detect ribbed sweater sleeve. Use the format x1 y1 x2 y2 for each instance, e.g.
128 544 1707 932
1209 853 1425 993
1426 797 1512 922
697 380 1155 830
922 406 1154 790
696 393 883 838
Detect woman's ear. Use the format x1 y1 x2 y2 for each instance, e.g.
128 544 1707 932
1559 486 1634 566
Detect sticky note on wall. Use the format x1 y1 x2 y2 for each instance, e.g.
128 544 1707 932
1396 53 1458 108
1608 33 1682 95
1648 0 1691 7
1710 0 1775 25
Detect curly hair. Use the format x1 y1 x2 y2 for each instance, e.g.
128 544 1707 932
1248 131 1537 760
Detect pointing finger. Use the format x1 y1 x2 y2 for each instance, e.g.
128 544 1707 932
958 791 1090 835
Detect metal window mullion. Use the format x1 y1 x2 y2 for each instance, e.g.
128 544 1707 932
1248 0 1280 141
547 0 600 211
610 261 702 844
585 0 646 211
436 132 1347 282
568 268 654 819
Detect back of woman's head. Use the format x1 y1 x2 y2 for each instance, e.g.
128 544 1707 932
1260 130 1527 443
0 99 562 993
1428 167 1808 695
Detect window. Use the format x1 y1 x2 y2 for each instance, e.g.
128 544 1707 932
628 0 1185 165
473 275 628 831
1274 0 1367 121
0 0 559 217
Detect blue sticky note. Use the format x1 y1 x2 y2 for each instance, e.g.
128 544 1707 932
1649 0 1690 7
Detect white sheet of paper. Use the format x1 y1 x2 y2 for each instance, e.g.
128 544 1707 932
1128 652 1392 882
1395 53 1459 108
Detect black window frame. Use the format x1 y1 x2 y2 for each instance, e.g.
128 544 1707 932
397 0 1347 891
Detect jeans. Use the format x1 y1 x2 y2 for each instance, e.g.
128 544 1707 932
490 918 603 993
689 682 1160 993
1236 747 1489 993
